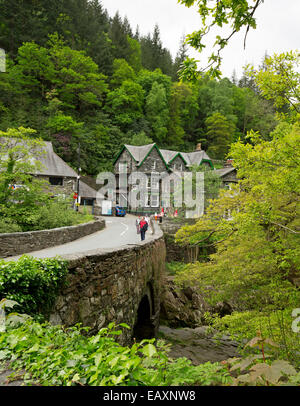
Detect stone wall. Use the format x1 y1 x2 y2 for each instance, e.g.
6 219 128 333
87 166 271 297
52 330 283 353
49 235 166 345
160 218 215 263
0 218 105 258
160 218 198 263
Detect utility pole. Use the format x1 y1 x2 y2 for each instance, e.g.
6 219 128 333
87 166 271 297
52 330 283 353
76 143 81 212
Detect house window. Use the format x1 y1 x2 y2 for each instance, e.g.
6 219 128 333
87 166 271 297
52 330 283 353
152 161 156 170
151 172 159 190
150 194 159 207
119 162 127 173
173 164 176 171
49 177 63 186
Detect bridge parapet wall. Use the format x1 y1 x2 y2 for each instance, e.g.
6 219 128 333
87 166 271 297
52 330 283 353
49 234 166 345
0 218 105 258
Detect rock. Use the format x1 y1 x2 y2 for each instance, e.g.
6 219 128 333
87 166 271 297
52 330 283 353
159 275 210 327
49 313 62 326
213 301 232 317
97 314 106 329
158 325 240 366
78 297 91 321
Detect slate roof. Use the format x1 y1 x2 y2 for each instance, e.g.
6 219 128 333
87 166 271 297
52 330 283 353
118 143 213 168
0 137 78 178
34 142 78 178
181 150 212 167
79 180 97 199
215 167 237 177
124 143 155 165
160 149 180 164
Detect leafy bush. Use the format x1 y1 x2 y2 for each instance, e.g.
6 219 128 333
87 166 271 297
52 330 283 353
1 302 298 386
0 218 22 233
32 202 93 231
165 262 187 275
0 256 68 317
208 310 300 367
0 305 232 386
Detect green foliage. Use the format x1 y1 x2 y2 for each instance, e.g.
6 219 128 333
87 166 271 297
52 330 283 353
31 201 93 231
130 131 153 146
209 310 300 366
246 51 300 120
110 58 136 89
0 127 93 231
0 0 279 177
0 309 232 386
174 119 300 311
178 0 265 78
105 80 145 131
0 256 69 317
146 81 169 144
165 262 187 276
0 218 22 233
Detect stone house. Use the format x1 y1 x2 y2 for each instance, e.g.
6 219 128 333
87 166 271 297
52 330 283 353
215 160 238 190
0 137 96 204
113 143 214 213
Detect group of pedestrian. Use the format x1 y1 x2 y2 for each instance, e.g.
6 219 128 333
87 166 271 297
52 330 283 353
135 215 155 241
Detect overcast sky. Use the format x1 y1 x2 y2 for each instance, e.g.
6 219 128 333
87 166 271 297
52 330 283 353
100 0 300 80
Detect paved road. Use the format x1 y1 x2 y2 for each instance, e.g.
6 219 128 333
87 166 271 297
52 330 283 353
5 215 160 261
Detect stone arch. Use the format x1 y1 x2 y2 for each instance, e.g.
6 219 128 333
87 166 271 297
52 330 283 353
132 283 156 340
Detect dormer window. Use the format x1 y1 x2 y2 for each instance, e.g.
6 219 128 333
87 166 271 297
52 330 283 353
152 161 156 170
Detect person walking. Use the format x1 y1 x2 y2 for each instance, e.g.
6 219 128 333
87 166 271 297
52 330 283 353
139 216 148 241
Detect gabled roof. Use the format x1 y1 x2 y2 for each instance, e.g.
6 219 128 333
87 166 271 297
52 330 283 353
113 143 155 166
79 180 97 199
181 150 213 168
114 143 169 169
125 143 155 165
113 143 214 170
159 149 178 164
160 149 188 166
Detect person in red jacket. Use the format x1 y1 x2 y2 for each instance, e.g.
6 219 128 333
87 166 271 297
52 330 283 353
139 217 148 241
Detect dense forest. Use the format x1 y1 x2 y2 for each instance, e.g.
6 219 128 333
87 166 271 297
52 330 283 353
0 0 278 176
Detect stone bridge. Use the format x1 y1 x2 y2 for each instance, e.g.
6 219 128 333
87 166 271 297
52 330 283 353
49 232 166 345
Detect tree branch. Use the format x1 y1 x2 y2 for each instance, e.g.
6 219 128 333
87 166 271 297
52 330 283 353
269 221 300 234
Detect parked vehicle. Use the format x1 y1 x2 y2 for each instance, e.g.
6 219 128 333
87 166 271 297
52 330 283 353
115 206 126 217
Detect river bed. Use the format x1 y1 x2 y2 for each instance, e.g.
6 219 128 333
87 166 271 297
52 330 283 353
157 325 241 365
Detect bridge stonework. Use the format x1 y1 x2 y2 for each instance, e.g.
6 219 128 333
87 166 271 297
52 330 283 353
49 236 166 345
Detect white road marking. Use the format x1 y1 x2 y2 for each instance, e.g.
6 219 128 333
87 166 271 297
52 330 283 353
120 222 129 236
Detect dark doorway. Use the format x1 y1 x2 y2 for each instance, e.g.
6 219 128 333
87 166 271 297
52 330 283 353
132 294 155 341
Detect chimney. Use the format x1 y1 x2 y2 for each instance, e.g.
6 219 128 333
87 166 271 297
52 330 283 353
195 143 202 151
